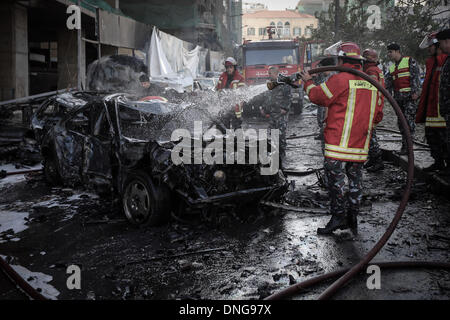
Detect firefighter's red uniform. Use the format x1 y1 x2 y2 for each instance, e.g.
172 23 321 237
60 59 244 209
364 61 385 122
416 53 448 127
362 60 385 171
415 52 448 170
216 60 245 125
216 71 245 90
304 63 384 163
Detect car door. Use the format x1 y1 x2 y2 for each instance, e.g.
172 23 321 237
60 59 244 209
54 106 91 182
32 98 61 143
82 106 113 187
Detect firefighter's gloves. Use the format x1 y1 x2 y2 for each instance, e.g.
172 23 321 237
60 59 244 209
298 70 312 82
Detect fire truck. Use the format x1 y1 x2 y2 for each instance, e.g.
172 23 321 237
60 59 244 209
241 26 323 115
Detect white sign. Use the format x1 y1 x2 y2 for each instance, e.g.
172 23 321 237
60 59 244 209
66 5 81 30
66 264 81 290
367 5 382 30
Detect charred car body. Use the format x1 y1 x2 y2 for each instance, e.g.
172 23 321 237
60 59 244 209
35 92 288 225
31 91 102 143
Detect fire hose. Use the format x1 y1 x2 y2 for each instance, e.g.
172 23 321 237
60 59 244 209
265 65 449 300
0 255 47 300
265 261 450 300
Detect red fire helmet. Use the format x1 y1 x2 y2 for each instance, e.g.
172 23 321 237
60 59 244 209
362 48 379 62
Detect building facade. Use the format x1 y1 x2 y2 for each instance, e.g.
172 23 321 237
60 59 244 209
242 10 318 42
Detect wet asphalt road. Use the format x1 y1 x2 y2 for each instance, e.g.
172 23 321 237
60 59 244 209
0 104 449 300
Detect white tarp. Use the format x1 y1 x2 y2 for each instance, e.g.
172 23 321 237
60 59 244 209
183 45 200 79
159 31 184 73
149 27 201 92
149 26 174 77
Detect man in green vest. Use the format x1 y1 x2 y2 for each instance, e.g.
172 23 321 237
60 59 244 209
385 43 421 155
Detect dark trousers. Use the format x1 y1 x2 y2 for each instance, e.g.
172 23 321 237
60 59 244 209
324 158 363 215
368 129 382 161
269 113 288 159
396 98 418 147
425 126 448 163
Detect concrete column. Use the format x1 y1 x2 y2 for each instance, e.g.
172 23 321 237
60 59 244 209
0 2 29 101
57 28 85 90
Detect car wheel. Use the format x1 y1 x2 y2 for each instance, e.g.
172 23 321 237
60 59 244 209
122 171 170 226
43 154 61 185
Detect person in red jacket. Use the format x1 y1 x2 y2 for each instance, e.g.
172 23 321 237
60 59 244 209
215 57 246 128
299 41 383 235
216 57 245 90
416 32 448 172
362 48 385 173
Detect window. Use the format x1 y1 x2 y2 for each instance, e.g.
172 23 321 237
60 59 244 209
277 21 283 35
259 27 266 35
42 103 56 115
93 111 111 139
284 22 290 36
247 27 255 36
67 109 90 135
293 27 301 36
245 48 298 66
305 27 312 37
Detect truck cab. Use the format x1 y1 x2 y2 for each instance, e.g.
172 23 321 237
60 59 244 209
242 39 303 114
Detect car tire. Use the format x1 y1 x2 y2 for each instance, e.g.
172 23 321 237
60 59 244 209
122 171 170 226
43 153 62 185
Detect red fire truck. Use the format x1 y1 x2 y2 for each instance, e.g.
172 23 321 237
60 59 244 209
241 28 323 114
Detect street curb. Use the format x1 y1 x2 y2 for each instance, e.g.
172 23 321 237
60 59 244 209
381 148 450 195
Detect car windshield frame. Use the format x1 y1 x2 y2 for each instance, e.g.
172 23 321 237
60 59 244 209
114 99 182 142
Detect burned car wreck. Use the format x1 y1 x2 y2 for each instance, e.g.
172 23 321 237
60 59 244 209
31 91 101 143
36 92 288 225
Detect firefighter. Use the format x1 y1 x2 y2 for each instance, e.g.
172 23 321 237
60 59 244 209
216 57 245 90
242 66 291 168
416 32 448 172
385 43 421 155
299 41 383 235
216 57 245 129
436 28 450 177
362 48 385 172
